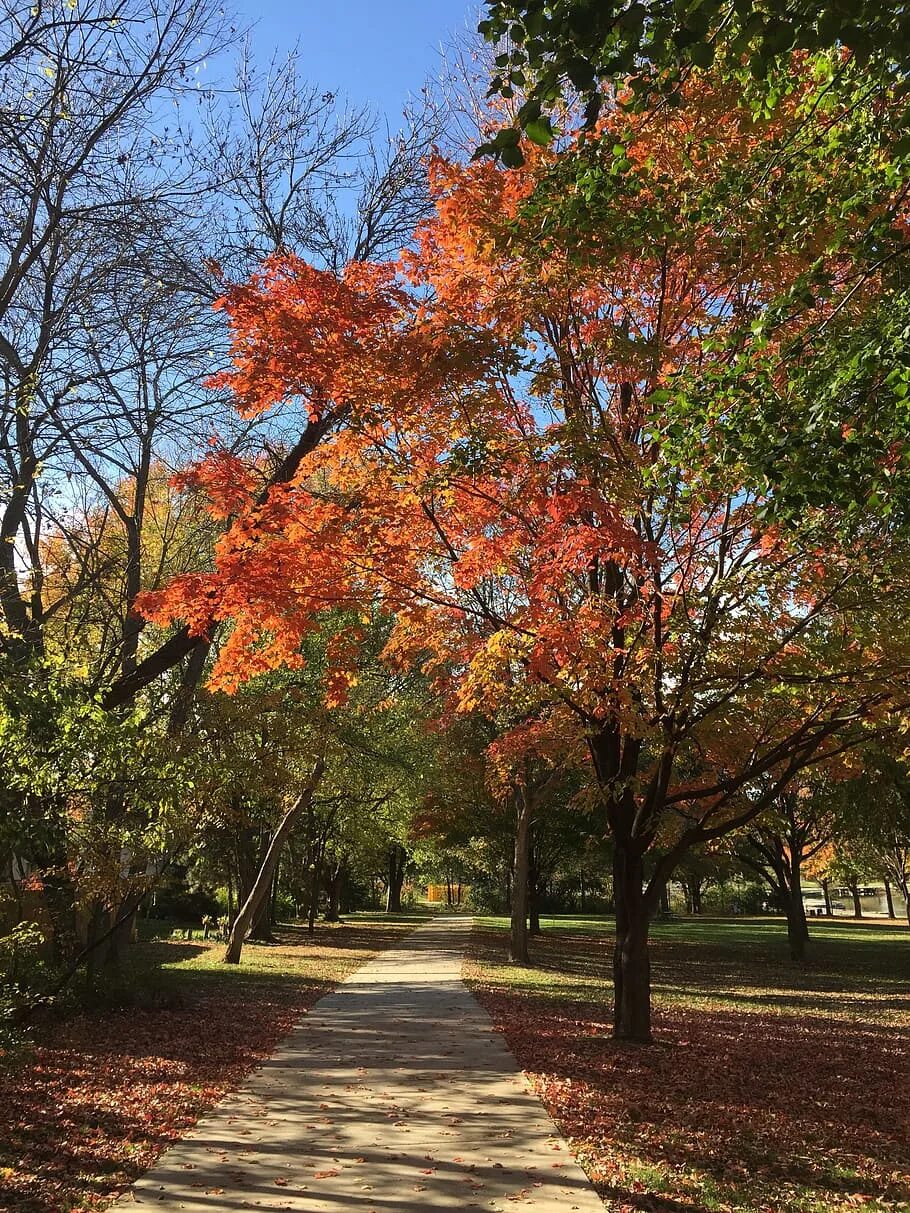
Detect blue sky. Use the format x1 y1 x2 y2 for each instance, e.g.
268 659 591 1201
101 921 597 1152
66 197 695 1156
236 1 480 121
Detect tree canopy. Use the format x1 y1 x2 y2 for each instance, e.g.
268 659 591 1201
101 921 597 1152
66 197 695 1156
139 56 910 1038
478 0 910 150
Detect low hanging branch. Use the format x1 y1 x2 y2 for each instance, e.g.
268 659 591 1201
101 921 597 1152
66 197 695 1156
223 757 326 964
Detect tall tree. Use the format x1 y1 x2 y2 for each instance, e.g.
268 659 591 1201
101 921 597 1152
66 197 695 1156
835 752 910 925
99 62 444 710
0 0 235 663
141 72 910 1041
734 780 836 960
673 850 734 916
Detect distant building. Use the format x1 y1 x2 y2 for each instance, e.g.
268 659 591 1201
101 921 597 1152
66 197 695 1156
426 883 469 907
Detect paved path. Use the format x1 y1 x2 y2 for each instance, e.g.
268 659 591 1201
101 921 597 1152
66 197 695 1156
116 917 604 1212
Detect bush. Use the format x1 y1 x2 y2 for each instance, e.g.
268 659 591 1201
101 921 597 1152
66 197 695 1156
273 891 296 921
146 883 221 923
0 920 53 995
0 921 54 1063
703 879 767 915
462 874 508 914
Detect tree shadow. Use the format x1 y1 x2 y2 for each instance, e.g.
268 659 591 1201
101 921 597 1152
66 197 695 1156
0 917 418 1213
470 921 910 1211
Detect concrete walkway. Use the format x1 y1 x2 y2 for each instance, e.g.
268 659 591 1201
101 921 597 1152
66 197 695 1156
116 917 604 1211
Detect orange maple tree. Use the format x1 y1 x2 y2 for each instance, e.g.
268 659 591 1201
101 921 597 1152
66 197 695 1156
141 74 910 1040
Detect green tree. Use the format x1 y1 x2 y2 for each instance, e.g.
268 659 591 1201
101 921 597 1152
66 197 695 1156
835 753 910 924
0 655 197 978
734 779 837 960
479 1 910 152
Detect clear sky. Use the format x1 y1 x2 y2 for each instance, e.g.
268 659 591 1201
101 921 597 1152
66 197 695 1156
236 0 480 122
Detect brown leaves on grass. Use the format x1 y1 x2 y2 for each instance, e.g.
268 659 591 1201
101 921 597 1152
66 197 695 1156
0 920 411 1213
0 992 295 1211
467 923 910 1213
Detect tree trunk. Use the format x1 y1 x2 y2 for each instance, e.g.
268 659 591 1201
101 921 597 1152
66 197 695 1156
612 841 652 1043
510 788 531 964
250 891 274 940
579 871 586 913
682 877 703 914
84 901 108 987
249 858 276 941
385 849 405 912
270 861 280 927
884 877 896 919
785 889 809 960
528 863 541 935
385 845 406 913
307 854 323 936
237 827 275 942
236 827 258 908
786 853 810 961
325 862 343 921
659 881 671 916
821 877 832 916
849 882 863 918
106 892 141 969
224 763 324 965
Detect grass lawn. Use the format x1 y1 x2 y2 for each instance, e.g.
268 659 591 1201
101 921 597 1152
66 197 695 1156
0 913 426 1213
465 915 910 1213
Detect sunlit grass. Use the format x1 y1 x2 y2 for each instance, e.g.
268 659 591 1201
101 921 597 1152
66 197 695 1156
92 911 430 1006
470 913 910 1024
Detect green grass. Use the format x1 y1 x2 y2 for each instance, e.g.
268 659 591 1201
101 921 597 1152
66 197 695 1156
88 910 431 1006
472 913 910 1020
466 914 910 1213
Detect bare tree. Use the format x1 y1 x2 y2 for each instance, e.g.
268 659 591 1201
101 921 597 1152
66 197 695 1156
0 0 236 663
2 1 444 698
199 41 444 274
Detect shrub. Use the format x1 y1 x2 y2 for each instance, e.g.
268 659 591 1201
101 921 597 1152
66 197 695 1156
0 921 54 1063
147 883 221 923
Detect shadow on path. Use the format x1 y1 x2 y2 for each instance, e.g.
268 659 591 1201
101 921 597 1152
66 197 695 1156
115 918 605 1212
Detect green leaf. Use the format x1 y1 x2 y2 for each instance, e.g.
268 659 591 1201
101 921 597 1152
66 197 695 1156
500 144 526 168
689 41 715 68
524 118 554 145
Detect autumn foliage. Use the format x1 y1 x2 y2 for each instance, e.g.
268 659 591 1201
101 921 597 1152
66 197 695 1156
140 69 910 1039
